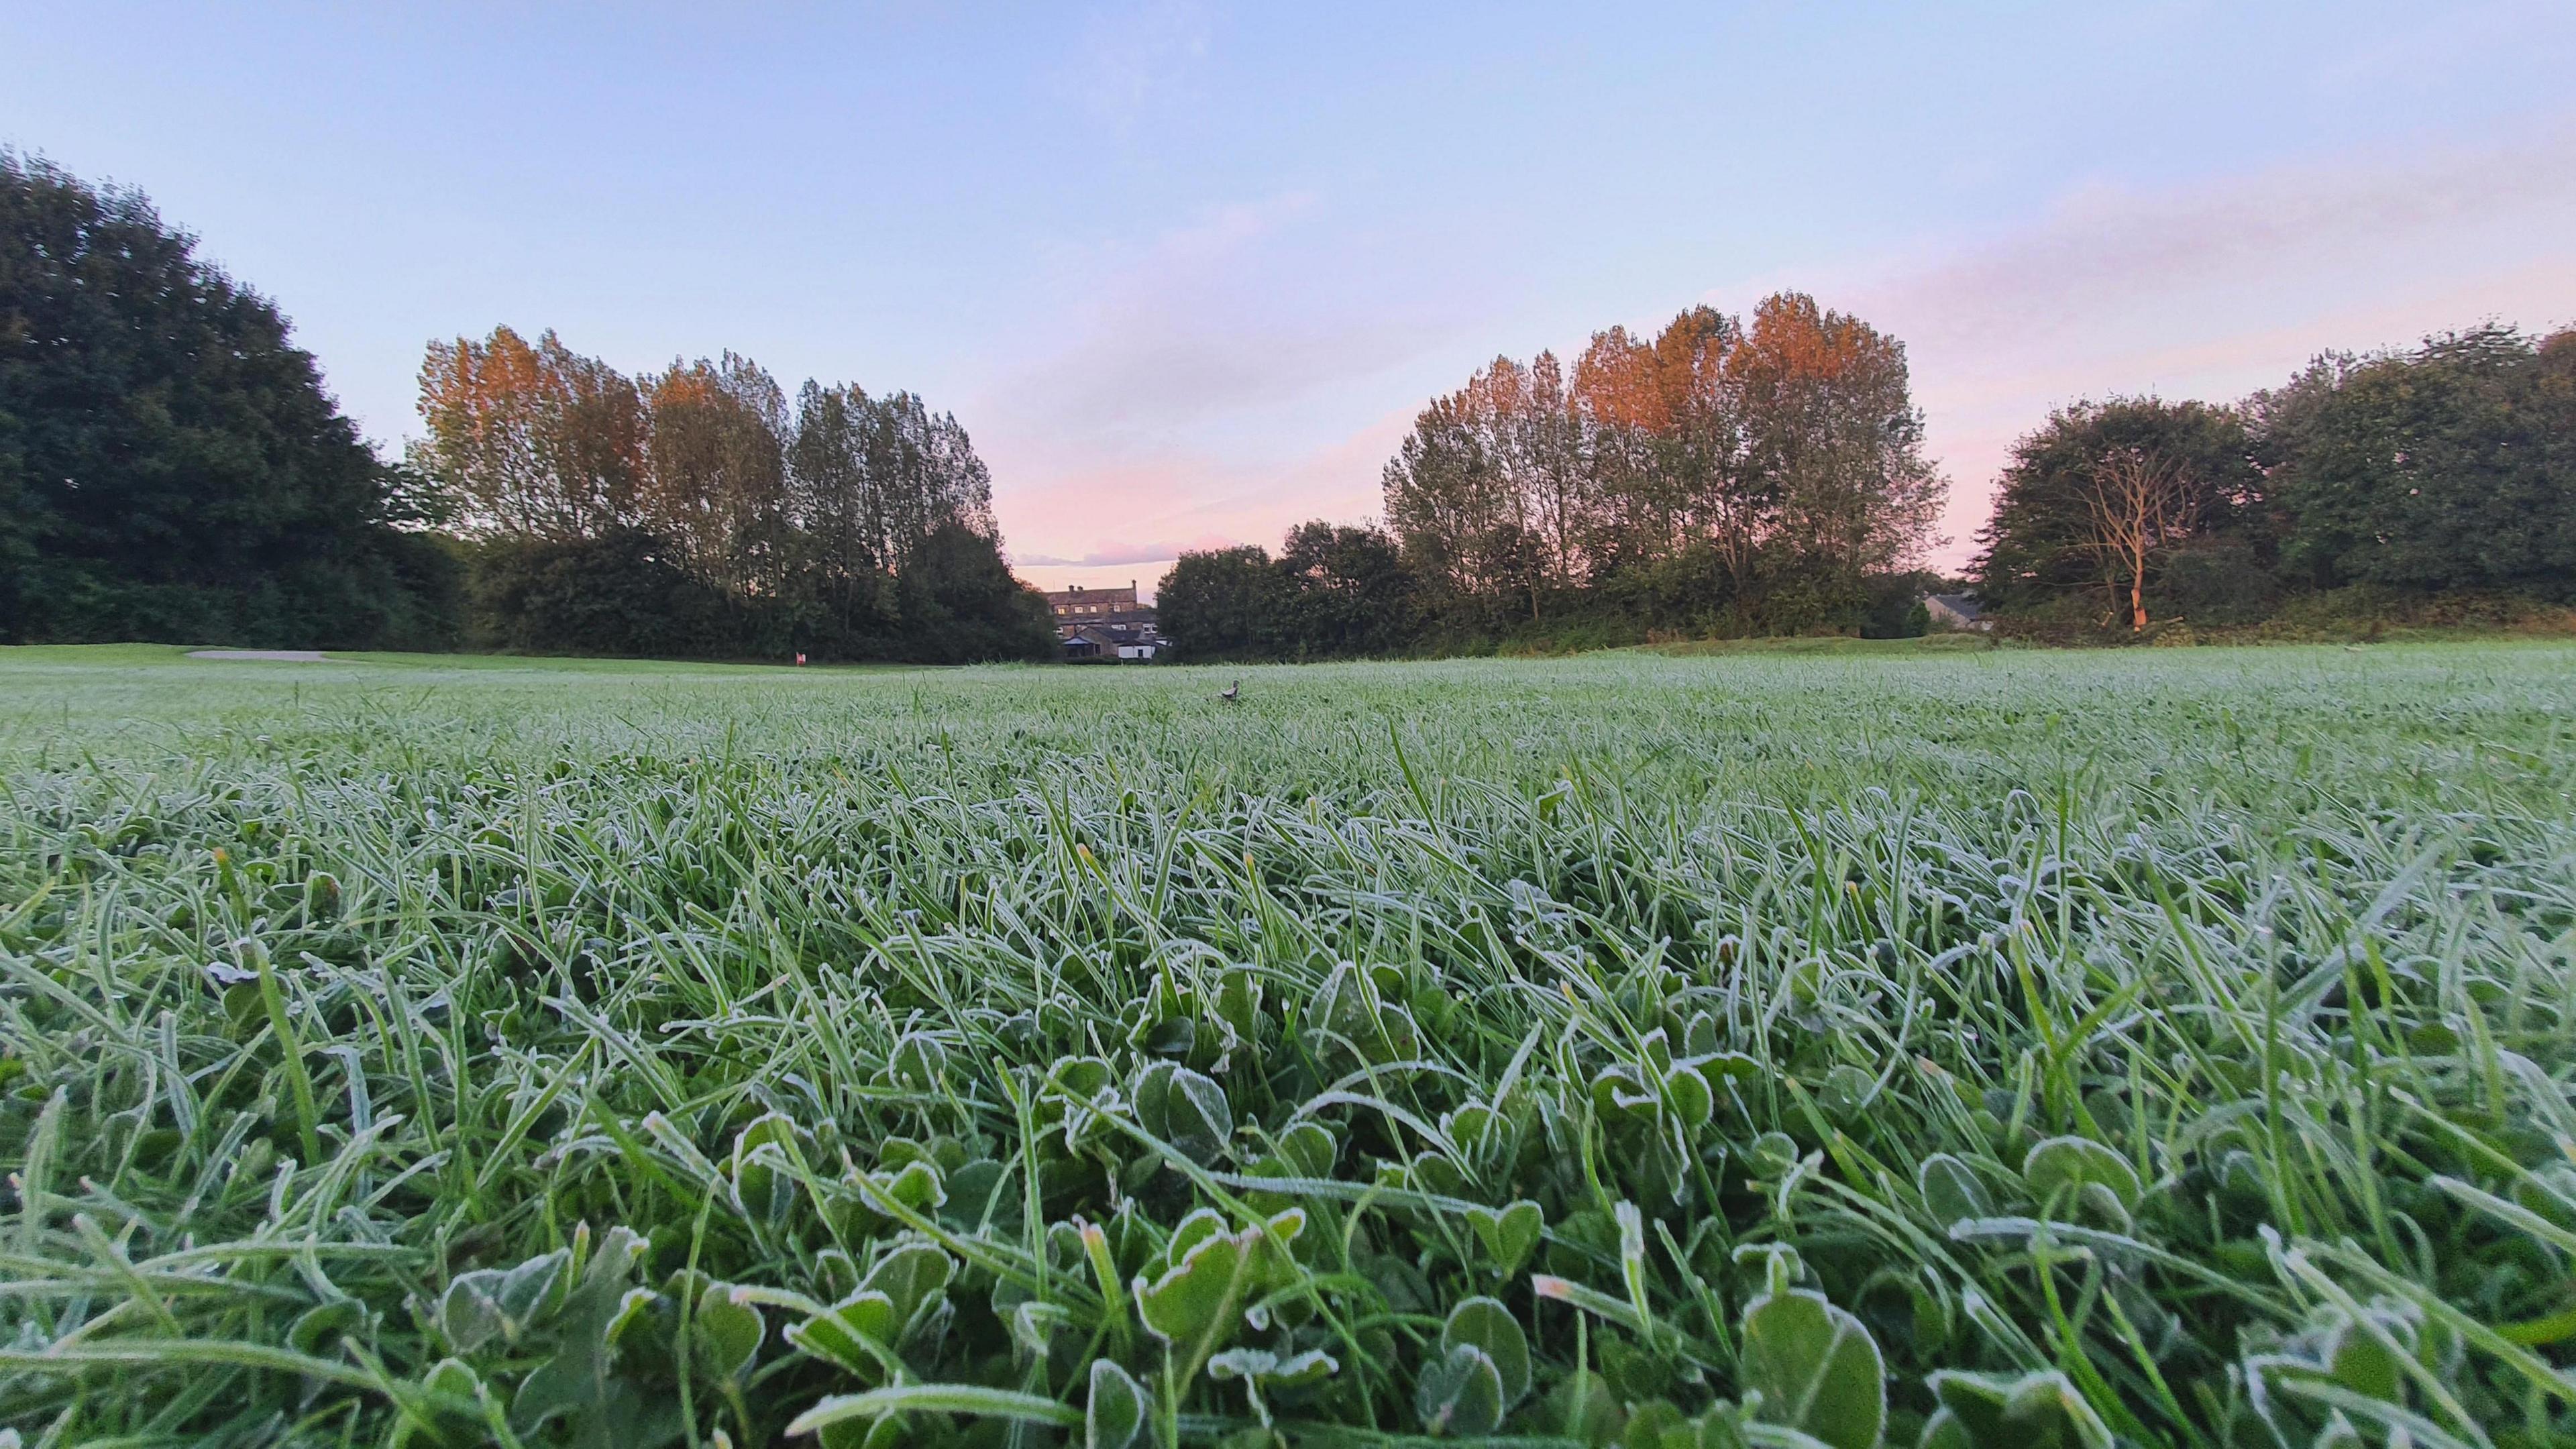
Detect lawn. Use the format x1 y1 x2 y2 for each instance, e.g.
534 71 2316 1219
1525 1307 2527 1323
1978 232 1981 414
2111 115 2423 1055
3 643 2573 1448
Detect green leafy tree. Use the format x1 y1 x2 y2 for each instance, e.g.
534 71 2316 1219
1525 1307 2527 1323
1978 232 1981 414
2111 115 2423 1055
1274 520 1420 657
465 528 737 657
1158 545 1285 661
890 521 1057 663
0 152 453 646
2254 325 2576 596
1971 398 2262 621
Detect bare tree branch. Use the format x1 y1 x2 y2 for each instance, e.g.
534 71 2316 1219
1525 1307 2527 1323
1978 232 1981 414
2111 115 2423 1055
2080 446 2194 631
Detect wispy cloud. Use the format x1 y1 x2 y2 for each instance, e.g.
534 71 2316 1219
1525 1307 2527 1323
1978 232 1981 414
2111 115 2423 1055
1849 132 2576 359
1011 538 1230 568
992 403 1410 594
997 122 2576 585
978 184 1457 583
987 191 1454 443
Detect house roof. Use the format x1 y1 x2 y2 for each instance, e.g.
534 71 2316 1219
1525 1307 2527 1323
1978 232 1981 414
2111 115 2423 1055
1926 593 1983 620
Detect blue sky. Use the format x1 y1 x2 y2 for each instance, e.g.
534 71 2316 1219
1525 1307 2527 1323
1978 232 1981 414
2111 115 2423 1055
8 1 2573 588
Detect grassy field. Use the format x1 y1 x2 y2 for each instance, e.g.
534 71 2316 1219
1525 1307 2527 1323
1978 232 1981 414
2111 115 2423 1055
3 642 2573 1448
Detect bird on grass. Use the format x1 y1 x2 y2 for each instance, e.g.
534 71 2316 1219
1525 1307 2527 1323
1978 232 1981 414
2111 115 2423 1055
1219 679 1240 703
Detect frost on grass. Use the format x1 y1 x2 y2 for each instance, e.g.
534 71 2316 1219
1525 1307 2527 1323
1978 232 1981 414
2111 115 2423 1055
3 646 2575 1446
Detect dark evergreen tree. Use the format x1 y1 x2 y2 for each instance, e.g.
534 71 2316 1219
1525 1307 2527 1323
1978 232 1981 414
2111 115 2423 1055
0 153 453 646
2254 325 2576 598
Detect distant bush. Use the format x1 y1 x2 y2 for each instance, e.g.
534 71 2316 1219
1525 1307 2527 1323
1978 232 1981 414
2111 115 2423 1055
466 530 741 658
2155 537 2277 625
462 523 1053 663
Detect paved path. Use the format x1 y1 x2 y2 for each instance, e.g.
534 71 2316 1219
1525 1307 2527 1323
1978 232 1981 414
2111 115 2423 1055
186 649 339 662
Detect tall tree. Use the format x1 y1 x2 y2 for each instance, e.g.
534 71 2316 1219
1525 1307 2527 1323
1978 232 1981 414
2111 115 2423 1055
1572 326 1672 568
1654 307 1755 584
643 353 788 594
786 382 1008 639
785 380 881 623
1383 384 1521 619
1461 354 1550 616
1 152 451 646
1517 350 1586 594
1572 307 1749 579
1727 292 1945 598
414 326 645 539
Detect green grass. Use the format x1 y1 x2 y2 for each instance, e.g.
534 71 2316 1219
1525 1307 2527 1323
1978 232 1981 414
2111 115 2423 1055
1640 633 1999 657
0 643 906 676
3 644 2573 1448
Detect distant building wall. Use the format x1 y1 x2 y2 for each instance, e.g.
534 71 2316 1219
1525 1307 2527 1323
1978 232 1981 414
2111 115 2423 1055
1044 582 1142 623
1044 581 1157 640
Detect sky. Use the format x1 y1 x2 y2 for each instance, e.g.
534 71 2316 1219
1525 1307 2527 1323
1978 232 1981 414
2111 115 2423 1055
7 1 2573 596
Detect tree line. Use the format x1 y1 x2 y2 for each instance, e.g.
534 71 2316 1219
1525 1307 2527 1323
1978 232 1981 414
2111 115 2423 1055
414 327 1052 661
1 154 1051 662
13 152 2568 661
1970 324 2576 634
1163 305 2576 662
1161 293 1951 659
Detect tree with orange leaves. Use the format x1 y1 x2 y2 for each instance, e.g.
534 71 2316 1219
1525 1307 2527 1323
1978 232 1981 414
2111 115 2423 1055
413 326 645 540
641 352 788 594
1383 292 1941 633
1727 292 1945 599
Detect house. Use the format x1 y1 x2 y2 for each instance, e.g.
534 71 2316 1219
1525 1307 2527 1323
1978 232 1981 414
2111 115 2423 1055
1061 618 1161 662
1924 593 1990 632
1043 582 1155 629
1046 581 1161 661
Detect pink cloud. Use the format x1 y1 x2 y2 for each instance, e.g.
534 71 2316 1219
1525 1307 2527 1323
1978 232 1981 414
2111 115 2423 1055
984 191 1459 444
994 405 1411 597
1011 537 1236 568
975 186 1450 587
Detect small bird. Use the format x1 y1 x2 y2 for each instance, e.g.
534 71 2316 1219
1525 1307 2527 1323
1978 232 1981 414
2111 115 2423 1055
1219 679 1240 702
